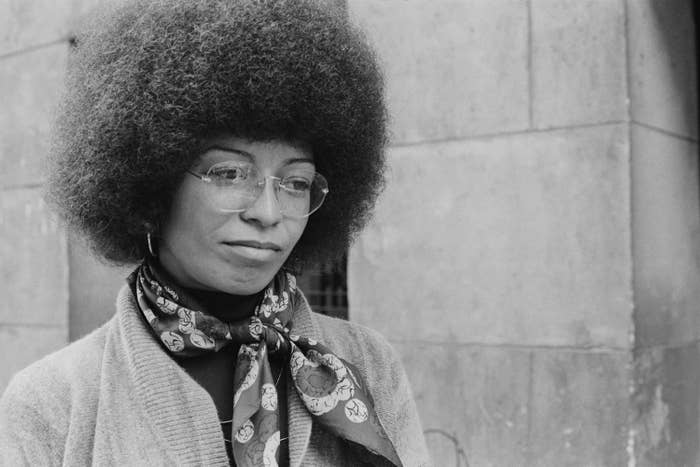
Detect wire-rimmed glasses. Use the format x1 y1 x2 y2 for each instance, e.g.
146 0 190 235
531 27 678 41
187 161 329 219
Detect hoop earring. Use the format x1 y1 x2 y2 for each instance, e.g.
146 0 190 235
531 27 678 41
147 232 157 257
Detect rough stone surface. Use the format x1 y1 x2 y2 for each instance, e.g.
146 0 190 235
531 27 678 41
1 2 695 466
0 44 67 189
632 343 700 467
627 0 698 139
631 125 700 348
531 0 627 128
0 325 68 393
391 342 530 467
529 349 630 466
68 235 134 341
348 0 529 143
0 0 106 55
0 188 68 326
349 125 632 348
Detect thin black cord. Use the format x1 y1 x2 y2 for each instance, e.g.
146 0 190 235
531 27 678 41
423 429 469 467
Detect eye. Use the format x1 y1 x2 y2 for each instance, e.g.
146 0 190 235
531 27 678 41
206 162 251 184
281 176 312 193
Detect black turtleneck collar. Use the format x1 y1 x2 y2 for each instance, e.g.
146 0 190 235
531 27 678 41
184 287 262 323
144 257 264 323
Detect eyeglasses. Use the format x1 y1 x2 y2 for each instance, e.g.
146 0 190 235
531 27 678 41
187 161 329 219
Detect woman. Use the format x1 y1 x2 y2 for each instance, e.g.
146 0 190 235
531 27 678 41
0 0 430 466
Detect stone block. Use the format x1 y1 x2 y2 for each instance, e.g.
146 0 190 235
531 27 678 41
68 235 135 341
349 124 632 348
0 44 68 188
627 0 698 139
631 125 700 348
392 342 530 467
529 349 630 466
531 0 627 128
0 0 107 55
348 0 529 144
0 187 68 326
632 342 700 467
0 325 68 393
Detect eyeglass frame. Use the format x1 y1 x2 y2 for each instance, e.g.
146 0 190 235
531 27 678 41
185 166 329 219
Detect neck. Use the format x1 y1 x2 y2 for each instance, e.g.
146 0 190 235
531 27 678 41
147 257 262 322
185 287 261 322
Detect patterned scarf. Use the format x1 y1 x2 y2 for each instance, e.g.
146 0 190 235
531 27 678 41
129 261 401 467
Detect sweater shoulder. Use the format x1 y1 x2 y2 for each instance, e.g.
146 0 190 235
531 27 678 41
309 313 432 466
1 318 113 409
311 313 397 364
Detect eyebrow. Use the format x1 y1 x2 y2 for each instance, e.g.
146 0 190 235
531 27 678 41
204 145 314 166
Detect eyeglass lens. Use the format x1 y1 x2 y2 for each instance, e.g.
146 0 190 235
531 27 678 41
201 162 328 218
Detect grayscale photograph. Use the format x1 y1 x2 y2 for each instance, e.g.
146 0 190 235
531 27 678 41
0 0 697 466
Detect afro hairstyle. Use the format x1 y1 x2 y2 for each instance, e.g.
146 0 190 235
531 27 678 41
47 0 387 270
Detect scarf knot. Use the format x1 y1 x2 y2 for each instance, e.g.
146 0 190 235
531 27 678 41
129 261 401 467
226 316 292 357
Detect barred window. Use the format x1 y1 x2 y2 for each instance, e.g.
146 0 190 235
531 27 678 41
296 255 348 320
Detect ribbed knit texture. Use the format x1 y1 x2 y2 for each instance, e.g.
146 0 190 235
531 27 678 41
0 285 431 466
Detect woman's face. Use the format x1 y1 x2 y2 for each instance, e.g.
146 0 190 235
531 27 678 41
158 136 311 295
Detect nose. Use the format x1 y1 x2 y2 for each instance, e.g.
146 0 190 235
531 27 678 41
239 177 283 227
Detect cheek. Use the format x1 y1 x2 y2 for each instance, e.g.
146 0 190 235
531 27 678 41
288 218 309 247
161 185 215 250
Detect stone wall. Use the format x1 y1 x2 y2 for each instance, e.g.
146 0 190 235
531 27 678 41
0 1 696 466
628 1 699 465
347 0 697 465
0 1 73 390
0 0 123 389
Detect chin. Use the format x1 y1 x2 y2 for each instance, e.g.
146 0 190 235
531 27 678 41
226 283 267 296
217 270 278 296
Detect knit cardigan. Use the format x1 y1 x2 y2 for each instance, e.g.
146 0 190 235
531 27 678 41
0 285 431 466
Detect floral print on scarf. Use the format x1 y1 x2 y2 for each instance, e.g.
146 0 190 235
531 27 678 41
129 261 401 467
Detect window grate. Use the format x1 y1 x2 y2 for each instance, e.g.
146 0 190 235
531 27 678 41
295 255 348 320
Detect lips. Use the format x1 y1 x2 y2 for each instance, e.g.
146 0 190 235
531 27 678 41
223 240 282 251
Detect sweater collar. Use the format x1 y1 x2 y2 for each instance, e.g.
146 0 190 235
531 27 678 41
115 283 319 466
282 292 317 467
